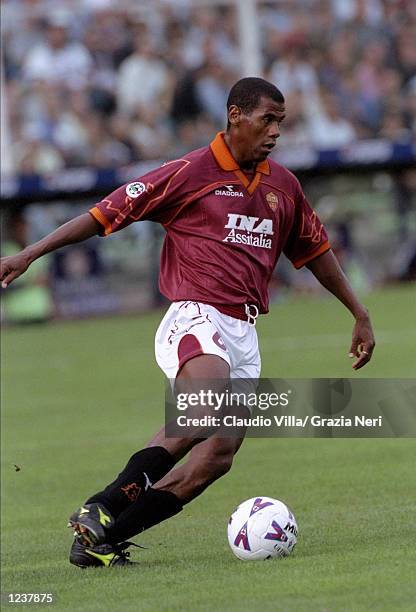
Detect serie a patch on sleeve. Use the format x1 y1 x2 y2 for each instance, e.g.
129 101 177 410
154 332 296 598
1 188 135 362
125 182 146 198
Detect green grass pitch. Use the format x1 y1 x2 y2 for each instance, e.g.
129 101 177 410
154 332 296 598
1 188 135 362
1 285 415 611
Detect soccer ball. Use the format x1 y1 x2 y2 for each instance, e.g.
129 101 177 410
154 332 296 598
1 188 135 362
227 496 298 560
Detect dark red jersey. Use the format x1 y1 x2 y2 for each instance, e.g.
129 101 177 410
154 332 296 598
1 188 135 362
90 132 330 317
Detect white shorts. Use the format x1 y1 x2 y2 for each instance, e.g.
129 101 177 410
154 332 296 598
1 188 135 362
155 301 261 381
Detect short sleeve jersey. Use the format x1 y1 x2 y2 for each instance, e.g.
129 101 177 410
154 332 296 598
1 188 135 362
90 132 330 316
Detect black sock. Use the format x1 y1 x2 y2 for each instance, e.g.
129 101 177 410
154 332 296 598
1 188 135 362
106 488 183 544
86 447 175 517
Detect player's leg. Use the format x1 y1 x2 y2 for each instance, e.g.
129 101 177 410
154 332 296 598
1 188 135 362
71 299 231 531
155 429 246 502
104 430 245 544
146 352 232 453
68 302 246 566
68 431 244 568
68 353 230 562
70 355 229 524
100 353 245 543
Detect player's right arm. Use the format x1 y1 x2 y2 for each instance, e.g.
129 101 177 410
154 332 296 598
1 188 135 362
0 213 100 288
1 157 194 288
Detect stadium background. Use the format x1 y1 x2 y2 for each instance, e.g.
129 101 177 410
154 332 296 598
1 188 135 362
1 1 415 610
1 0 415 321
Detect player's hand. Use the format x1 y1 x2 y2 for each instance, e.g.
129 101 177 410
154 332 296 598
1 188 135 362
348 314 375 370
0 252 31 288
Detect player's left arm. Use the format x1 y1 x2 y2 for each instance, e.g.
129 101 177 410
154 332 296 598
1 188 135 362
306 249 375 370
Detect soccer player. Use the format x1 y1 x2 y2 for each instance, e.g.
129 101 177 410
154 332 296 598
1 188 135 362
0 78 375 567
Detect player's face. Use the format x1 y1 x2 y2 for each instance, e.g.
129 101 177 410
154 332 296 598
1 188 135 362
234 97 286 164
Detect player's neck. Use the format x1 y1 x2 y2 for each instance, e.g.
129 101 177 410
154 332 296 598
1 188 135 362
223 132 256 174
238 161 256 178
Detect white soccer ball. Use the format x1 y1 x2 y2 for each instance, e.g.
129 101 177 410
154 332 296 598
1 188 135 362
227 496 298 560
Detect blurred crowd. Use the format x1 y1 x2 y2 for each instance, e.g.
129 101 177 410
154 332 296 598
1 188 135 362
2 0 416 175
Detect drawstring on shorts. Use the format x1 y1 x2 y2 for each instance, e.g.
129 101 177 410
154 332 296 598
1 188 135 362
245 304 259 326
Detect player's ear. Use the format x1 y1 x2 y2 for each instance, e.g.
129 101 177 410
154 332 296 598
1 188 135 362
228 104 242 127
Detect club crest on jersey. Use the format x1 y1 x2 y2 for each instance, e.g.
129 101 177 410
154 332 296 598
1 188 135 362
266 191 279 211
223 213 273 250
215 185 243 197
126 181 146 198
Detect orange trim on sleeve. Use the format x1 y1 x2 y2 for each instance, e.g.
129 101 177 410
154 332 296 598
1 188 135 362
89 206 112 236
293 242 331 269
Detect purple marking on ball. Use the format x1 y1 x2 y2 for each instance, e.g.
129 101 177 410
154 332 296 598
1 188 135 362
264 520 288 542
234 522 251 550
249 498 274 517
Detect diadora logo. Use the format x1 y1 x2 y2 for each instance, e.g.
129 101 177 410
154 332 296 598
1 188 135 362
223 213 274 249
215 184 244 197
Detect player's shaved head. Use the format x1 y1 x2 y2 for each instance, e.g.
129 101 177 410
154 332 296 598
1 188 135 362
227 78 284 118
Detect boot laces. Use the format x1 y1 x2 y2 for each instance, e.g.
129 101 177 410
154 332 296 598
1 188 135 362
111 541 146 564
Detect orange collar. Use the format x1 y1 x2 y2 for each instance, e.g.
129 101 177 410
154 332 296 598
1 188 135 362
210 132 270 175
